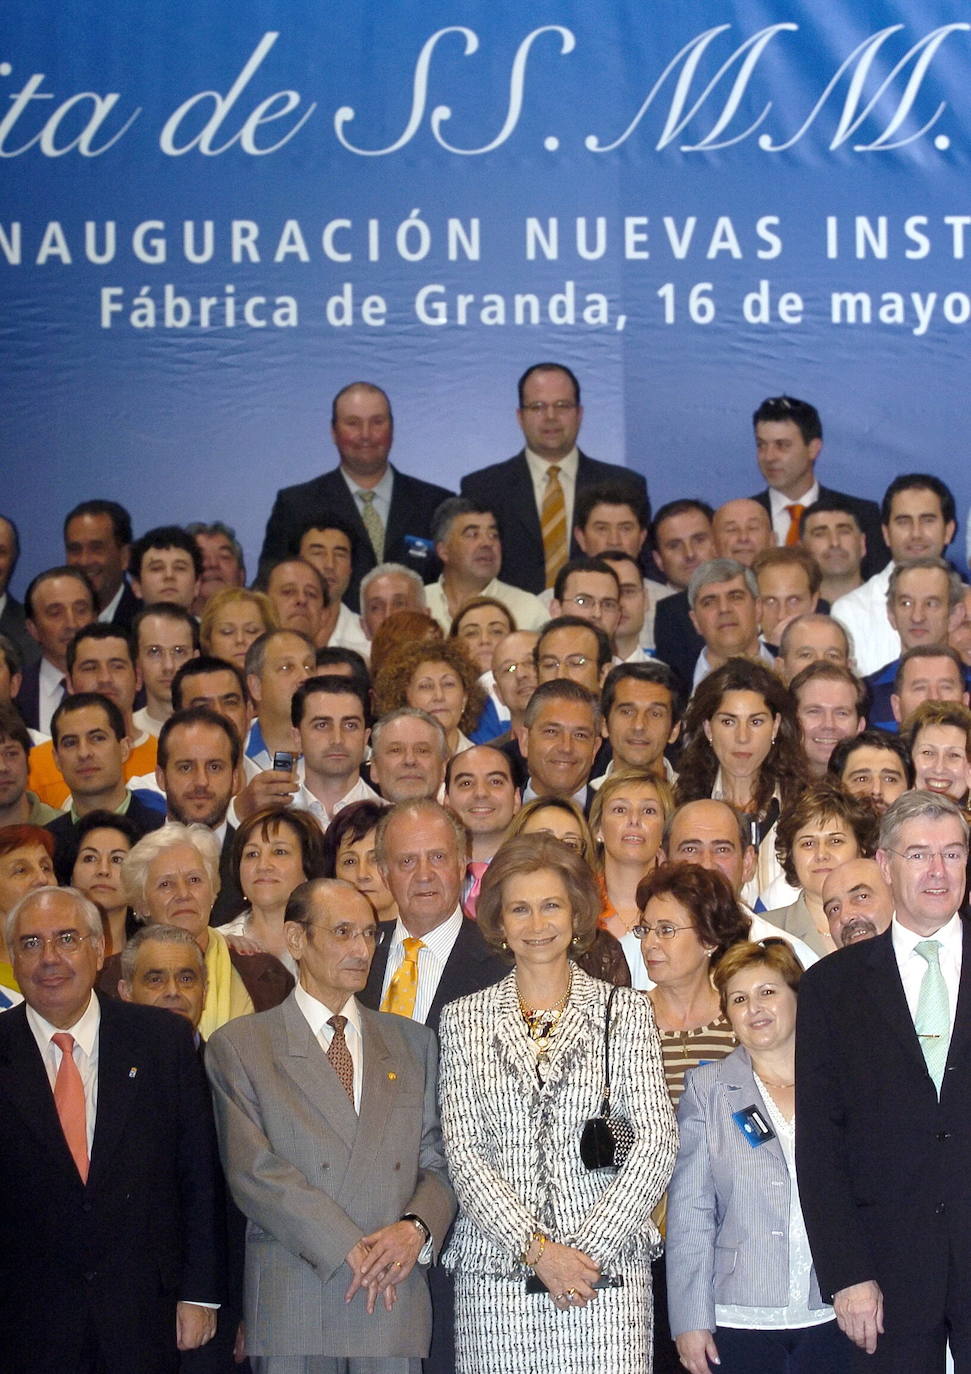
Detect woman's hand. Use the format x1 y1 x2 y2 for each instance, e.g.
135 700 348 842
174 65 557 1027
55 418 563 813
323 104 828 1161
676 1328 720 1373
533 1241 600 1309
222 932 263 956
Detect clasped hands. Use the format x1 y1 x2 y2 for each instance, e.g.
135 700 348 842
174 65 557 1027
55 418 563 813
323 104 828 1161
345 1221 424 1314
533 1241 600 1311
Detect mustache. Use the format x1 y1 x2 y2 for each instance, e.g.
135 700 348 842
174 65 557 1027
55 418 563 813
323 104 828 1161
840 917 879 946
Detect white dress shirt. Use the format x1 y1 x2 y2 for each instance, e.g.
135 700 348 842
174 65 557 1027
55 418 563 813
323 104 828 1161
379 908 464 1024
830 562 898 677
38 657 68 736
291 768 381 827
891 911 963 1034
26 989 101 1153
294 984 365 1111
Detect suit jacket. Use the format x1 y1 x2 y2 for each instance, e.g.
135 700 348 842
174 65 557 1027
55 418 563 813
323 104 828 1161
205 993 455 1360
360 915 508 1034
795 922 971 1333
107 580 142 632
461 451 651 594
0 592 39 668
211 823 247 927
666 1045 825 1337
652 589 701 694
0 994 223 1374
751 483 888 581
47 792 166 884
259 464 453 610
13 656 44 732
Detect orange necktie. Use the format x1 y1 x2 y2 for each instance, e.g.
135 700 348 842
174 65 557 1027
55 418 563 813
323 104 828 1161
52 1031 89 1182
541 465 568 588
784 503 805 546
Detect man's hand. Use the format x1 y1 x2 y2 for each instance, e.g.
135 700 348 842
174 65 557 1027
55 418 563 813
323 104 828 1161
344 1238 396 1315
233 767 297 821
358 1220 425 1291
834 1280 884 1354
176 1302 216 1350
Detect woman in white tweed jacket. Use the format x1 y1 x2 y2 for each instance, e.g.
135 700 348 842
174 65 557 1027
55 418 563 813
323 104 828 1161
438 833 677 1373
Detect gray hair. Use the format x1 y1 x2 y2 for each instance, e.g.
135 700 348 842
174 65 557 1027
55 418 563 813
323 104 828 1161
122 822 222 918
4 884 102 952
687 558 759 609
374 798 467 872
185 521 246 580
886 557 965 611
359 562 426 608
878 790 969 853
119 922 207 984
430 496 494 546
244 627 315 681
370 706 448 761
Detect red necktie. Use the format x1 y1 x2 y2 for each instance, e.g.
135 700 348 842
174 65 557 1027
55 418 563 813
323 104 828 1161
52 1032 89 1182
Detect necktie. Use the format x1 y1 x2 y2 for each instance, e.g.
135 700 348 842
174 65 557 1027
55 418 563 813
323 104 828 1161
541 464 568 588
381 936 425 1018
326 1014 355 1105
358 490 385 561
915 939 950 1093
463 862 489 920
51 1032 89 1182
784 503 805 546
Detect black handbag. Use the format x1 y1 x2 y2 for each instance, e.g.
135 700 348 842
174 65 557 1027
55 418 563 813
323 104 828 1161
579 986 635 1171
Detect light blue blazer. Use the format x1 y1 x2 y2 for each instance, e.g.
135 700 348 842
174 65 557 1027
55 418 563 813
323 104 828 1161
665 1044 826 1337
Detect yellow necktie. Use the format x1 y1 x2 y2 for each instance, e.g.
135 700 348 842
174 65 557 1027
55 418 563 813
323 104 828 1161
381 936 425 1018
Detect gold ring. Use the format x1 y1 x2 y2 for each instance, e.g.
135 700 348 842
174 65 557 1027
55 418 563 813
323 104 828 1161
393 1261 402 1269
566 1288 578 1300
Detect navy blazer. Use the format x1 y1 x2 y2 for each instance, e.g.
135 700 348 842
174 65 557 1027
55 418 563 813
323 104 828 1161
751 483 888 581
0 592 39 668
360 915 507 1034
461 450 650 594
258 463 453 609
796 922 971 1332
0 994 224 1374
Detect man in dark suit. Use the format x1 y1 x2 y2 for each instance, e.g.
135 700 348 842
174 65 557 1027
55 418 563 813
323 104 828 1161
64 499 142 632
0 884 223 1373
796 791 971 1371
749 394 886 580
0 514 39 668
460 363 650 594
259 382 453 609
16 565 97 734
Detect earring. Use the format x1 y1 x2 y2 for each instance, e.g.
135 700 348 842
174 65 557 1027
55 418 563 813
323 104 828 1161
571 935 581 946
500 940 508 951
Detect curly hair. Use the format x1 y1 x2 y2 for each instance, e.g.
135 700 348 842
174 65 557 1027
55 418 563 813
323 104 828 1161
368 610 443 682
477 832 601 961
373 637 485 736
773 778 878 887
675 657 808 815
635 861 751 961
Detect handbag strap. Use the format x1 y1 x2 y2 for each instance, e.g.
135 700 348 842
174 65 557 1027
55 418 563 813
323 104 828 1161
599 985 618 1115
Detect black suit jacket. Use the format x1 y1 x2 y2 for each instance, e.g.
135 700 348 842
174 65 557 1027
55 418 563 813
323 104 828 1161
360 915 507 1035
461 451 651 594
795 923 971 1334
48 792 166 884
210 823 247 927
106 580 142 632
14 656 45 732
0 592 39 668
652 590 701 694
0 994 224 1374
751 483 888 581
259 464 453 609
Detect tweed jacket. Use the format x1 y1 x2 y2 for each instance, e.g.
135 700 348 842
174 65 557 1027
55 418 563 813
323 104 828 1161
206 993 455 1360
438 967 677 1278
666 1045 826 1338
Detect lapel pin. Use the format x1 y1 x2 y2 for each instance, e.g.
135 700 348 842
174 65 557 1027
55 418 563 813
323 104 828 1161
387 1071 397 1081
129 1067 138 1078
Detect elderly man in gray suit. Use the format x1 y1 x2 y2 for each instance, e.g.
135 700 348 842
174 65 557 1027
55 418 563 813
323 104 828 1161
206 878 456 1374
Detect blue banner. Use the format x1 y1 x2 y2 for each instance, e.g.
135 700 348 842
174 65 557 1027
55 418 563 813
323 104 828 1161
4 1 970 579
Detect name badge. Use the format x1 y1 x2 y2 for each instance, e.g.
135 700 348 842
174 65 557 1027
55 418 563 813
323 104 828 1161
732 1104 775 1147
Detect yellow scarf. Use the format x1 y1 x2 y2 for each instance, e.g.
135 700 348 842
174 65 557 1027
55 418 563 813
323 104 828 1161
200 928 254 1040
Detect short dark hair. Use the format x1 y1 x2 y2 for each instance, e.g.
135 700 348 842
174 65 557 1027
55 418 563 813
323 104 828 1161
0 514 21 571
320 798 390 877
130 526 203 579
232 806 328 887
522 677 602 732
880 474 956 529
752 395 822 445
289 513 359 562
535 615 612 674
66 622 135 676
444 744 514 793
649 499 715 549
291 674 371 730
51 692 125 745
73 807 142 849
553 555 620 606
0 701 31 756
430 496 496 546
601 660 685 724
261 556 329 607
799 497 862 536
573 482 649 534
314 646 371 702
24 566 95 622
828 728 914 787
0 632 23 678
330 381 393 428
132 601 200 653
63 499 133 546
774 778 878 886
517 362 580 408
635 861 750 961
157 705 242 771
892 644 966 698
171 655 248 711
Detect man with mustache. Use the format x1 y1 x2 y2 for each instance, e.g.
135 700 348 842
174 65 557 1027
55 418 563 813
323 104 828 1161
821 857 893 948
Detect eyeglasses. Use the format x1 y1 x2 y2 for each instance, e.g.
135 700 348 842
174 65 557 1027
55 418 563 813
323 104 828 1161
520 401 577 415
538 654 592 673
498 660 537 677
564 594 619 615
884 847 968 867
632 921 697 941
16 930 97 958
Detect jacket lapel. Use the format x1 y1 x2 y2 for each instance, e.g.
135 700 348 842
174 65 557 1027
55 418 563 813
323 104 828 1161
859 928 928 1073
943 918 971 1084
277 994 359 1151
717 1048 787 1174
87 997 143 1189
0 1005 83 1182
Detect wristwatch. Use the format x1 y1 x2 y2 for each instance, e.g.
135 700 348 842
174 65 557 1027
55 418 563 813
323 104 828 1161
401 1213 431 1244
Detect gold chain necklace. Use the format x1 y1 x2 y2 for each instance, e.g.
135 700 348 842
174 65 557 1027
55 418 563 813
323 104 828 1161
518 975 572 1050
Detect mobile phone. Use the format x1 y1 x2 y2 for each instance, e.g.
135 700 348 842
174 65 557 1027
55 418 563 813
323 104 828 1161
272 751 295 772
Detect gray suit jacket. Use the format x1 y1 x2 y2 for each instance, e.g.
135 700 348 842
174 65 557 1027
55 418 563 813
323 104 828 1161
666 1045 826 1337
205 993 455 1360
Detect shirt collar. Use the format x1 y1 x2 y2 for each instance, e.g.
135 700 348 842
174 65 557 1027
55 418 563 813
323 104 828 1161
767 478 820 515
97 581 126 623
341 464 394 502
892 910 963 957
26 988 101 1056
524 447 579 483
294 983 363 1039
389 907 463 958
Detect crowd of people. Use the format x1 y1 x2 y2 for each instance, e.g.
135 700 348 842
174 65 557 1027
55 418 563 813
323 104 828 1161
2 365 971 1374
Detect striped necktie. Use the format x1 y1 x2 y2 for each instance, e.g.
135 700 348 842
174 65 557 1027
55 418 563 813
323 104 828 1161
541 464 568 587
784 504 805 546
